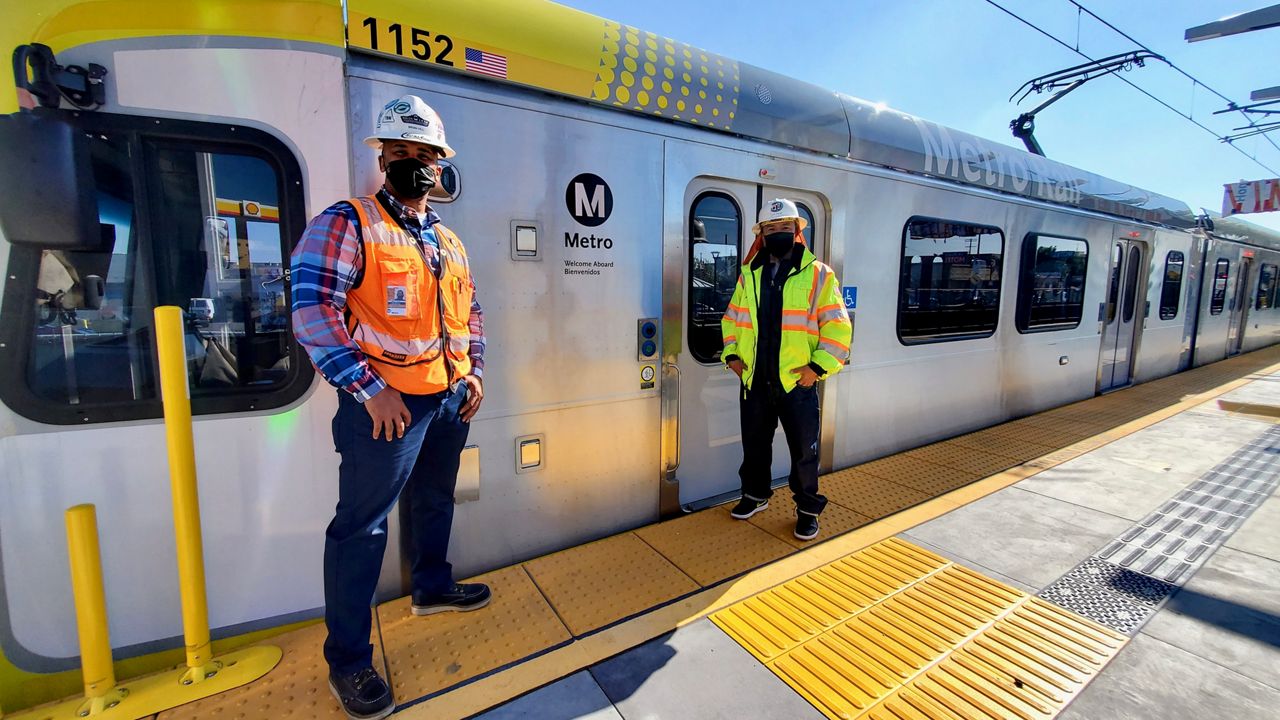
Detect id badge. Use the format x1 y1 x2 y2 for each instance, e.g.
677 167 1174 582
386 284 408 316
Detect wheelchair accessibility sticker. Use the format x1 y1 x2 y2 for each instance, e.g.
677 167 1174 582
842 286 857 310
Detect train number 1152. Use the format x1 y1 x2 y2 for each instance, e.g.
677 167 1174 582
361 17 455 67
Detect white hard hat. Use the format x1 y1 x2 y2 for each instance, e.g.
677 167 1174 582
363 94 456 158
751 198 808 235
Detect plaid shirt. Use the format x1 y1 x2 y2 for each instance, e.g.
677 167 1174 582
290 189 485 401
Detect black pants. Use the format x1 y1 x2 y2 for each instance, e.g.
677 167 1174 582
322 383 470 675
738 381 828 516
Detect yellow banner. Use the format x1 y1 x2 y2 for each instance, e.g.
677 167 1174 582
348 0 602 97
348 0 741 130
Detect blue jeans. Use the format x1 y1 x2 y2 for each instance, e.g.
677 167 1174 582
739 381 828 516
322 382 470 674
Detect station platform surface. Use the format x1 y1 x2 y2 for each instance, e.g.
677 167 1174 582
17 347 1280 720
472 362 1280 720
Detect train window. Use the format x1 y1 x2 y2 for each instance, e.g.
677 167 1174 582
1121 245 1142 323
688 192 741 363
1209 259 1229 316
1015 234 1088 333
1256 264 1277 311
796 202 815 248
897 217 1004 344
0 113 311 424
1105 243 1122 323
1159 251 1184 320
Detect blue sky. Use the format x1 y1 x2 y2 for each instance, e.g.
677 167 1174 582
558 1 1280 232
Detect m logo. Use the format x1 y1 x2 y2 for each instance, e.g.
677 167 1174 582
565 173 613 227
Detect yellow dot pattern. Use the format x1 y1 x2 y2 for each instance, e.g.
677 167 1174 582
591 21 739 129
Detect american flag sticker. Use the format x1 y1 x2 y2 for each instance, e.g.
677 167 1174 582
465 48 508 79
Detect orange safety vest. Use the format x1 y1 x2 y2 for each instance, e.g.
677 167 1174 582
345 195 473 395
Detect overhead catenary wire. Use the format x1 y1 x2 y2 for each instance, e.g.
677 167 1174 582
982 0 1280 177
1066 0 1280 156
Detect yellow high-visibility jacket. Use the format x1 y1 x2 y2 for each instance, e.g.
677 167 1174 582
721 242 852 392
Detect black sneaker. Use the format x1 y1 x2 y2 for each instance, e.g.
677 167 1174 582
794 511 819 541
730 496 769 519
328 666 393 720
411 582 491 616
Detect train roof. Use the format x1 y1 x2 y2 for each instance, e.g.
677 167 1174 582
9 0 1280 247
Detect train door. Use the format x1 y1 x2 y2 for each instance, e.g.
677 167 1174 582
666 177 826 509
1228 257 1253 355
1099 237 1147 391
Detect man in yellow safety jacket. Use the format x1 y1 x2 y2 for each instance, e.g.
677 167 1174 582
291 94 487 720
722 198 852 541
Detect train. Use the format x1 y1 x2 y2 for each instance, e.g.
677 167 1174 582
2 0 1279 709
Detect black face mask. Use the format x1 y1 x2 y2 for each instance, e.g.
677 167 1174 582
385 157 437 199
764 231 795 258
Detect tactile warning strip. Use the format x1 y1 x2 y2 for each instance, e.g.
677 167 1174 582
748 498 875 548
1039 424 1280 634
523 532 700 636
712 538 1126 719
634 508 795 586
711 535 1121 712
158 615 384 720
377 565 572 704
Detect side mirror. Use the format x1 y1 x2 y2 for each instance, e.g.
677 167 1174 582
0 111 100 250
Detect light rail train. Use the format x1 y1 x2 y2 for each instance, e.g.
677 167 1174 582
2 0 1279 708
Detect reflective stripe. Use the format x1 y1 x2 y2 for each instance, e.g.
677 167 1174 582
818 336 851 355
782 308 819 335
352 324 443 358
781 323 820 336
723 334 737 344
816 306 846 323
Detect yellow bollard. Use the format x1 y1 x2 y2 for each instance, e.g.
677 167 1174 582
153 306 214 682
9 307 280 719
64 505 125 715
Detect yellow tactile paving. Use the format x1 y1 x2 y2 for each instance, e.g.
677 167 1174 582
158 616 380 720
376 565 571 702
712 539 951 661
633 507 795 586
873 459 980 497
821 470 931 519
712 539 1127 720
986 421 1096 449
747 496 875 548
929 447 1024 478
856 454 930 480
947 431 1056 461
522 532 699 636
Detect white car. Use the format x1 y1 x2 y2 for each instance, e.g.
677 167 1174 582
188 297 215 326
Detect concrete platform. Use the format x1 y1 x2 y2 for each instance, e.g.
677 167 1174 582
475 365 1280 719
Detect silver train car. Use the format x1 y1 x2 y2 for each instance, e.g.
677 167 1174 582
2 0 1279 697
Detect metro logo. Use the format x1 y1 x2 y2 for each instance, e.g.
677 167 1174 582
566 173 613 227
